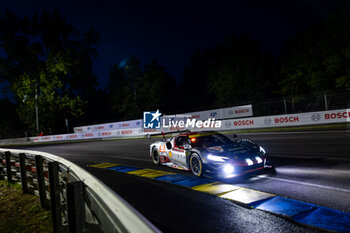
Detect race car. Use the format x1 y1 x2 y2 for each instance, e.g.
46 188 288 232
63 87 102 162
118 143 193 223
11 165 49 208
149 131 271 178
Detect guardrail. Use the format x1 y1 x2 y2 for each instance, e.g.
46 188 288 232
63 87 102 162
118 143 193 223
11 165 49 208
0 148 160 233
0 137 30 146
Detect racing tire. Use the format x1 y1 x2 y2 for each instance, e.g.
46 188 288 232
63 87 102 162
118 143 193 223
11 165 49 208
190 153 203 177
152 147 161 165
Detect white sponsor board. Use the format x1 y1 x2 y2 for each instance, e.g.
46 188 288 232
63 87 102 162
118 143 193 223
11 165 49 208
179 104 253 121
73 104 251 133
31 127 144 143
73 119 143 133
32 109 350 143
153 108 350 132
221 105 253 119
219 109 350 130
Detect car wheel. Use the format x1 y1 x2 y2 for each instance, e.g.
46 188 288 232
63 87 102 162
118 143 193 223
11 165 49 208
190 153 203 177
152 147 160 165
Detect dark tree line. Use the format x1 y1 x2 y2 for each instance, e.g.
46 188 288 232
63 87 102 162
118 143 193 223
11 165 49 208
107 55 177 120
181 35 279 111
280 11 350 96
0 10 350 138
0 10 98 137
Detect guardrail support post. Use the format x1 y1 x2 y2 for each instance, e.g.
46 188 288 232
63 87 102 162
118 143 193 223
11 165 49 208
324 91 328 110
5 151 12 183
19 153 28 193
35 155 48 209
283 97 287 114
0 153 4 180
67 181 86 233
49 161 64 233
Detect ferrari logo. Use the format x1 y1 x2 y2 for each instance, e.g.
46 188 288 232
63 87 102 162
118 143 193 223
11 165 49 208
169 151 172 158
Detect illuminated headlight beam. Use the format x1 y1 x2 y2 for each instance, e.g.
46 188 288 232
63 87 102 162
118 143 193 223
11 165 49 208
223 164 234 174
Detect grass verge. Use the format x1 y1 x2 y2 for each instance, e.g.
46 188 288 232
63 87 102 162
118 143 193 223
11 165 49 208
0 180 52 233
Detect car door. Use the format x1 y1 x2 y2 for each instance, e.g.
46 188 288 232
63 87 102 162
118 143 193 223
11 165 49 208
171 136 187 166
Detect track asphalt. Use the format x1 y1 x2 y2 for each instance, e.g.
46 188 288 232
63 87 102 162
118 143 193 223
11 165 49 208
15 130 350 233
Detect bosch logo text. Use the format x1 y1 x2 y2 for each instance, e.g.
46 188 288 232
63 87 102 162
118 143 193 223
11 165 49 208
275 116 299 123
325 112 350 119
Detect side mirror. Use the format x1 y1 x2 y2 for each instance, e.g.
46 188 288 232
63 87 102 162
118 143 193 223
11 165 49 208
183 144 191 150
166 142 172 150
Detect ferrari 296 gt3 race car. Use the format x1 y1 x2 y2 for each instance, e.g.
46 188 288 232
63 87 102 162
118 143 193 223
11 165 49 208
149 131 271 178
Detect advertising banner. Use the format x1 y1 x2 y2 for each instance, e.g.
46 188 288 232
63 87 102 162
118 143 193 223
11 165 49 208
180 104 253 121
220 109 350 130
74 119 143 133
221 105 253 119
34 108 350 143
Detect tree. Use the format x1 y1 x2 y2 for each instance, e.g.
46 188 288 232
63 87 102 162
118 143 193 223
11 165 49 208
139 60 176 112
182 35 279 109
13 55 85 133
182 48 214 111
280 11 350 96
0 10 98 135
107 56 177 119
107 54 143 120
0 98 20 138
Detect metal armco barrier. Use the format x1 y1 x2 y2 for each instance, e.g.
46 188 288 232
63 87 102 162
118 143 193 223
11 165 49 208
0 148 160 233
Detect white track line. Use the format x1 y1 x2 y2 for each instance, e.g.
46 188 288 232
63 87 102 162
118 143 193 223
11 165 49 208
257 175 350 193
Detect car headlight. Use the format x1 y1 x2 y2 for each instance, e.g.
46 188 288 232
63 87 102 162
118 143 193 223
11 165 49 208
245 158 253 166
223 164 234 174
207 154 229 162
255 156 263 163
259 146 266 154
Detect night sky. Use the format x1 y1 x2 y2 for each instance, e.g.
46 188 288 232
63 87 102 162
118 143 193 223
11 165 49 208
1 0 349 87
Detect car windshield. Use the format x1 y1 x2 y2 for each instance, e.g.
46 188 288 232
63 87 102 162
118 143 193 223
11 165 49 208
190 133 234 147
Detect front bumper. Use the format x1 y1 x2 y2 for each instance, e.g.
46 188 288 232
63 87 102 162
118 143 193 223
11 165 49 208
204 160 271 179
